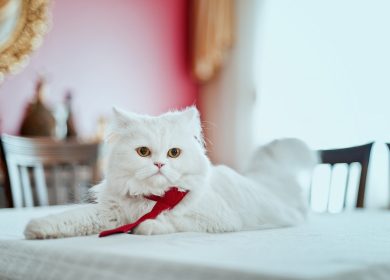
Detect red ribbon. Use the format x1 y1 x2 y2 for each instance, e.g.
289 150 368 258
99 187 188 237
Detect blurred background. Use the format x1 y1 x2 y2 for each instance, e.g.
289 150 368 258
0 0 196 136
0 0 389 210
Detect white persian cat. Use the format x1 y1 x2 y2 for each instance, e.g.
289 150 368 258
24 107 317 239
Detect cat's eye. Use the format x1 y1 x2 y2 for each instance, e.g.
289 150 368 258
167 148 181 158
136 147 151 157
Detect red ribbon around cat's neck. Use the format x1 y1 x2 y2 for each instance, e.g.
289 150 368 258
99 187 189 237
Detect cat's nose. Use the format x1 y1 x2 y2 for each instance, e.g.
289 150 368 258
154 162 165 169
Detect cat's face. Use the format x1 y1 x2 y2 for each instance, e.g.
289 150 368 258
105 107 210 196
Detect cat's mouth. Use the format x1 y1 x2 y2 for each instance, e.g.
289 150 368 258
153 168 175 178
150 170 165 177
137 167 180 185
145 170 173 184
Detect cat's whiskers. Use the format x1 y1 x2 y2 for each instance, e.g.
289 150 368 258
135 167 157 180
160 167 181 183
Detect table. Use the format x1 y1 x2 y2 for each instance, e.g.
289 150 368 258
1 206 390 280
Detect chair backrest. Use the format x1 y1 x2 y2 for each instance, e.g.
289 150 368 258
0 134 100 208
310 142 373 212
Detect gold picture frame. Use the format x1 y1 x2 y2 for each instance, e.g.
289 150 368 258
0 0 50 82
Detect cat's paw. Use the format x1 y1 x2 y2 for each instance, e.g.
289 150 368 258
24 218 61 239
133 219 174 235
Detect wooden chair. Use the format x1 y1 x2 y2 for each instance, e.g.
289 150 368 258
0 134 100 208
310 142 373 212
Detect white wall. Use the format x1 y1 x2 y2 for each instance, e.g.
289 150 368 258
253 0 390 208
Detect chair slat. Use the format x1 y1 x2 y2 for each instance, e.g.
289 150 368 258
343 164 351 210
326 164 335 212
52 165 61 204
357 162 368 208
7 161 23 208
33 163 49 206
71 164 81 202
20 166 33 207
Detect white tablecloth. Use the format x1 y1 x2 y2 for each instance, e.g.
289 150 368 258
0 206 390 280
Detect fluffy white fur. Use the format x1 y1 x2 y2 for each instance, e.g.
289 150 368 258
24 107 317 239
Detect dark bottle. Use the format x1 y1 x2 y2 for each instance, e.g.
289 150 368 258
64 90 77 139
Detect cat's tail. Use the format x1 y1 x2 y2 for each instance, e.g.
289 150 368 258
245 138 318 216
245 138 318 180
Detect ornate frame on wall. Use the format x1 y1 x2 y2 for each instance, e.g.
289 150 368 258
0 0 50 82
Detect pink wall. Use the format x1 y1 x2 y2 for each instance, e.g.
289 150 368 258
0 0 197 137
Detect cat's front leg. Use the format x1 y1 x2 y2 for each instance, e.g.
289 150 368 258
133 216 175 235
24 217 62 239
24 204 121 239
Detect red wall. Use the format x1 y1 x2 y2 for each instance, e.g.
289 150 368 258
0 0 197 137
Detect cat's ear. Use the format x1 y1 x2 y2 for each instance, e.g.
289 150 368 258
180 106 203 142
106 107 138 143
181 106 199 119
112 107 130 128
178 106 199 127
